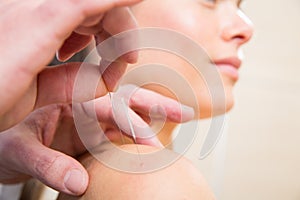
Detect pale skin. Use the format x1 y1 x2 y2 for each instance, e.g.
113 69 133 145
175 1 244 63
1 0 254 198
57 144 216 200
0 89 194 195
98 0 254 144
0 0 198 196
57 0 254 199
0 0 145 195
0 0 143 131
129 0 254 144
130 0 253 116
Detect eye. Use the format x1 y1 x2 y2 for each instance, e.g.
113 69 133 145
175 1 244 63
205 0 217 3
200 0 217 8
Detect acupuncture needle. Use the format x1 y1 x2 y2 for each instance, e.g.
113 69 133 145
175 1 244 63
108 93 126 144
121 97 142 161
101 72 126 145
100 62 141 161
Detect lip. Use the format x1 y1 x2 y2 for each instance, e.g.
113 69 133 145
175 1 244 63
213 57 242 81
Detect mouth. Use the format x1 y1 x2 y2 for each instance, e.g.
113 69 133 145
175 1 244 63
212 57 242 81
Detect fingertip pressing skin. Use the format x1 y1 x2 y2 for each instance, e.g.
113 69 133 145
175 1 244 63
27 146 89 196
63 168 89 195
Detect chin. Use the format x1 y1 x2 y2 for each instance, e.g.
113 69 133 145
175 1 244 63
196 87 235 119
222 76 236 113
225 98 234 113
224 86 235 113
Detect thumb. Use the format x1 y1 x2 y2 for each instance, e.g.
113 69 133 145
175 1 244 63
35 62 108 108
56 32 93 62
0 113 89 195
22 141 89 195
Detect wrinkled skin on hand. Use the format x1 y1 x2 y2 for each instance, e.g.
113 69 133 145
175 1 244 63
0 86 194 195
0 0 141 131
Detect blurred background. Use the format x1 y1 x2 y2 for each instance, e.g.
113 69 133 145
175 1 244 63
1 0 299 199
184 0 300 199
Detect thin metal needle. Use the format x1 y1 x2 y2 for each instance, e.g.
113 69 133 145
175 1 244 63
109 92 126 145
101 73 126 145
100 62 141 161
121 97 137 143
121 97 142 161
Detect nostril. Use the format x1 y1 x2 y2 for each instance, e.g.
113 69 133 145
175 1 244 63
236 10 254 42
234 34 249 44
221 19 253 45
239 27 254 44
236 35 246 40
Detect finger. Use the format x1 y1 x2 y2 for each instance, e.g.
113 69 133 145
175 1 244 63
29 144 88 196
33 0 143 40
72 0 143 17
85 30 129 92
116 85 195 123
80 14 104 27
35 62 108 108
119 103 163 147
82 96 163 147
0 127 88 196
131 88 195 123
103 126 163 147
100 59 128 91
0 0 142 118
13 0 143 73
111 96 163 147
95 30 134 92
75 23 104 36
56 32 93 62
98 7 139 64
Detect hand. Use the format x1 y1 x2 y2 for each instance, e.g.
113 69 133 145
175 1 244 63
0 0 141 131
86 85 195 146
0 87 194 196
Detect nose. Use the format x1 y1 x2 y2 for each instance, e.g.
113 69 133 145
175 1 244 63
221 9 254 46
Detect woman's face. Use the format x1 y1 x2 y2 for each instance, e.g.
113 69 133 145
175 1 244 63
129 0 253 118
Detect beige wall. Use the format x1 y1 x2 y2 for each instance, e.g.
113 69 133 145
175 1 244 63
198 0 300 199
1 1 299 199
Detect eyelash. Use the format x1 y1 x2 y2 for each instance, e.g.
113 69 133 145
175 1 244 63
201 0 218 8
201 0 243 9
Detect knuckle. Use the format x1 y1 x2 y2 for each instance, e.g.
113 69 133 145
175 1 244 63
33 154 65 179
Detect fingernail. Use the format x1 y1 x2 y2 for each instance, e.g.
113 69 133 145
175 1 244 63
56 51 74 62
122 51 139 64
55 51 63 61
181 105 195 122
64 169 87 195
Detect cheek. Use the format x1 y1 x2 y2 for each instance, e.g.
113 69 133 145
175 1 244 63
163 10 210 41
134 2 218 55
164 8 217 50
172 18 220 64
